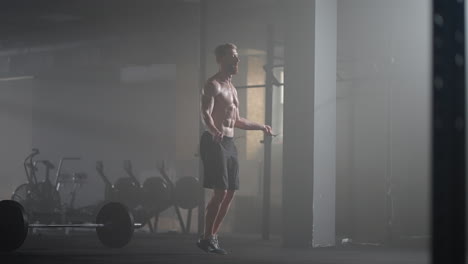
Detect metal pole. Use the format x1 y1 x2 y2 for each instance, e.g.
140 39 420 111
432 0 466 263
187 208 193 233
237 83 284 89
29 223 144 228
262 24 275 240
197 0 207 236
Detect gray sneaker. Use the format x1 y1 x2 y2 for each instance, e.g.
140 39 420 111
196 235 227 255
196 237 215 253
211 234 227 255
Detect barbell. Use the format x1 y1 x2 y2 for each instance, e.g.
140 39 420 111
0 200 142 252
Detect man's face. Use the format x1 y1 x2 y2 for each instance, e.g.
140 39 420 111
220 49 240 74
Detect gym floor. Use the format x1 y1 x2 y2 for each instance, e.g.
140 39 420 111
2 231 429 264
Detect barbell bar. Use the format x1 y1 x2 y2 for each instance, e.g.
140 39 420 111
29 223 143 228
0 200 143 252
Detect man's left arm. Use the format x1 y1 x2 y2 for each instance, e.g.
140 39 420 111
234 108 273 135
235 115 265 131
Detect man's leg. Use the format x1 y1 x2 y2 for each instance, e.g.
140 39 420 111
204 189 227 239
212 190 235 235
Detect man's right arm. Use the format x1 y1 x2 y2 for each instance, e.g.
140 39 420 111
201 82 221 135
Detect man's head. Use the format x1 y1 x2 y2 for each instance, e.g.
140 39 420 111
215 43 240 75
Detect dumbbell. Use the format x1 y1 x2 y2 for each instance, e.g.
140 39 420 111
0 200 143 252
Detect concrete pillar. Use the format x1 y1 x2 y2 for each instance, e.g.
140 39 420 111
283 0 337 248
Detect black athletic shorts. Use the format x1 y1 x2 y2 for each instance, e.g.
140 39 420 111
199 131 239 190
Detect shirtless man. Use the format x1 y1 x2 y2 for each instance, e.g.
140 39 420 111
197 43 274 255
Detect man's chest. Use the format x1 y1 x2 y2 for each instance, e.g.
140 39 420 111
215 87 238 106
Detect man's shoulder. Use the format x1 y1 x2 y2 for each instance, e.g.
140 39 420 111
206 74 220 85
204 78 221 93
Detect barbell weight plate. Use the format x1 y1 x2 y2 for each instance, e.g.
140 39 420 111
113 177 141 209
0 200 29 252
96 202 134 248
142 177 171 213
174 177 200 210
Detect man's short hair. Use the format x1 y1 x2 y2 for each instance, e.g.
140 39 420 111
215 43 237 61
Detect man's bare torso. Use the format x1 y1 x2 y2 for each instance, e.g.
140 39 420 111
207 75 239 138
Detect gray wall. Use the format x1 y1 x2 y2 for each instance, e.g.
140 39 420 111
336 0 431 242
0 3 201 210
0 80 33 200
30 79 176 205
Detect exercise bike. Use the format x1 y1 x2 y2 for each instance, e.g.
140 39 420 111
11 149 61 223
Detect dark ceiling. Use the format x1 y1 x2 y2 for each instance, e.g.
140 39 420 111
0 0 282 70
0 0 199 49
